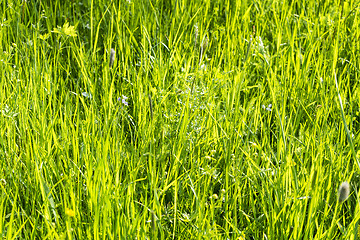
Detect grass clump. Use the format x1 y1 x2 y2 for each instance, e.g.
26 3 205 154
1 0 360 239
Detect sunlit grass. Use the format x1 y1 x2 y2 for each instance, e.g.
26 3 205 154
1 0 360 239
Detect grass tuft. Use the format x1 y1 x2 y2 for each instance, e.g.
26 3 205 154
1 0 360 239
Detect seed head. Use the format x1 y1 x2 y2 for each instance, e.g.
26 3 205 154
194 23 198 45
338 181 350 203
151 210 156 236
109 48 115 68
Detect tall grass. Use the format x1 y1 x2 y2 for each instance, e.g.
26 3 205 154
1 0 360 239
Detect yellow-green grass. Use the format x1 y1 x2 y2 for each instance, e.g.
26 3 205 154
1 0 360 239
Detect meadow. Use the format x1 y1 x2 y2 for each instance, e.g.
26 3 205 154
1 0 360 239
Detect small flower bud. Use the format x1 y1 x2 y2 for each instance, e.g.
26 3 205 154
65 208 75 217
211 194 218 200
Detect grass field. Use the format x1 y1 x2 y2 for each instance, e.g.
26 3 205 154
1 0 360 239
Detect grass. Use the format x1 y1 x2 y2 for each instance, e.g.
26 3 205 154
1 0 360 239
